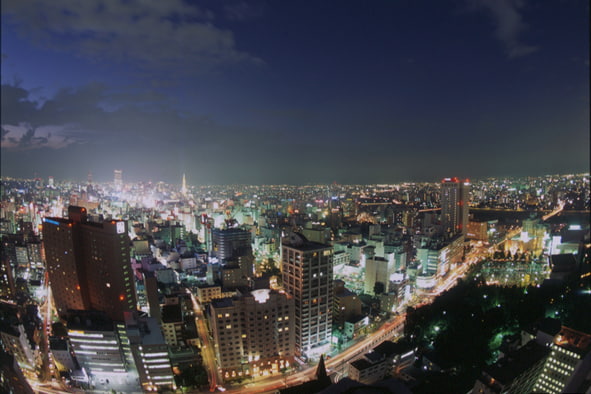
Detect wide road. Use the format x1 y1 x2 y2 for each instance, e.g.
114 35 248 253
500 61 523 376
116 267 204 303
217 315 406 394
188 290 221 392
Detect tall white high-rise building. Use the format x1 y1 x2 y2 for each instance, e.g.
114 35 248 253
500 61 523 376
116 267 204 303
364 255 395 295
281 233 333 359
440 177 470 235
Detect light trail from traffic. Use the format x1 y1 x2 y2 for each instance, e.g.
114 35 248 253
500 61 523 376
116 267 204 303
189 226 523 393
188 290 221 392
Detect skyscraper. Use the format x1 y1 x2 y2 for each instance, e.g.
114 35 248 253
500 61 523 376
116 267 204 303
114 169 123 191
440 177 470 235
281 233 333 359
43 206 136 321
212 228 252 262
212 228 254 287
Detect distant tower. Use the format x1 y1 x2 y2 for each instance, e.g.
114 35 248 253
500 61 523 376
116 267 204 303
87 171 93 185
181 173 187 195
114 169 123 191
48 176 54 188
440 177 470 235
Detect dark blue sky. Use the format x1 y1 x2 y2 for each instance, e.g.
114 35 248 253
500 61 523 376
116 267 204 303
1 0 589 184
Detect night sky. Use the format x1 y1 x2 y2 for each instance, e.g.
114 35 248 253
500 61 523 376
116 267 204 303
1 0 589 185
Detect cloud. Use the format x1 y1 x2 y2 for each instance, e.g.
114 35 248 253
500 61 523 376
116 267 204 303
469 0 538 58
0 80 297 182
0 123 69 150
2 0 262 74
224 2 265 21
1 81 280 154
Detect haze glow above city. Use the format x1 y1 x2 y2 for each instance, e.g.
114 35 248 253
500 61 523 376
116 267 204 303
1 0 589 184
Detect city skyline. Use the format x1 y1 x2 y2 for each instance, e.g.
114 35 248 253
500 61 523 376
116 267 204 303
0 170 589 393
1 0 589 184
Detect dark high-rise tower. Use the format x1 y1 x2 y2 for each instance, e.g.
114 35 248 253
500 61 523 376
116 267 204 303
43 206 136 320
212 228 254 287
212 228 251 262
440 177 470 235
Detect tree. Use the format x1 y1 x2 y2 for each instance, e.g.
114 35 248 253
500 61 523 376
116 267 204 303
373 281 385 295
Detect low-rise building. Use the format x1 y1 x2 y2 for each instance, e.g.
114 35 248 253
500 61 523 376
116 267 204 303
348 351 389 385
332 280 362 329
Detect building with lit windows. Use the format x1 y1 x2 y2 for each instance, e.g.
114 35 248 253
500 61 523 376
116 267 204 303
212 228 254 288
533 326 591 393
282 233 333 359
332 280 362 329
440 178 470 236
43 206 136 321
161 303 184 347
67 311 137 387
472 340 549 394
0 302 36 374
208 289 294 381
417 234 464 278
0 350 34 394
0 249 15 300
212 228 252 262
126 314 175 392
196 284 235 304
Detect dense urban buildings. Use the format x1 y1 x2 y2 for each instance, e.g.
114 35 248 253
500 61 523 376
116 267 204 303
1 1 588 391
0 173 589 393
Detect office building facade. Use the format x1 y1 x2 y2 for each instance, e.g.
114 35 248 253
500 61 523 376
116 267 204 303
440 178 470 235
281 233 333 359
208 289 295 380
43 206 136 321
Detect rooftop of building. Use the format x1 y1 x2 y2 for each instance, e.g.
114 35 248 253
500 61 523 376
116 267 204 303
537 317 562 337
482 340 550 386
49 337 68 351
351 357 373 371
210 297 235 309
335 287 357 298
212 227 250 234
140 316 166 345
282 233 331 251
365 351 385 364
550 254 578 272
554 326 591 354
318 377 412 394
161 304 183 323
373 340 414 358
67 310 114 332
